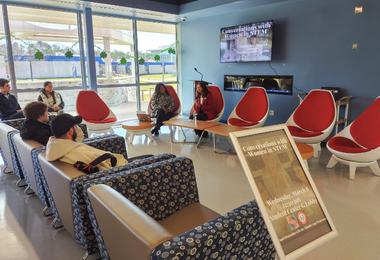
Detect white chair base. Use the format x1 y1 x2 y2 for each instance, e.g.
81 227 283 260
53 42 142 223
125 129 153 144
87 128 114 137
326 154 380 180
310 142 321 158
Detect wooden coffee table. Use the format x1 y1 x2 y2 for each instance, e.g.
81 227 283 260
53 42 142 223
122 120 155 144
163 118 220 147
295 142 314 168
205 124 246 153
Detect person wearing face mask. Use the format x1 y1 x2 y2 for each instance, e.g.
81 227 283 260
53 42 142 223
37 81 65 114
45 113 127 171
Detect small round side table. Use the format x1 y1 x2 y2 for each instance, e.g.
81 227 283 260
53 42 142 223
122 120 155 144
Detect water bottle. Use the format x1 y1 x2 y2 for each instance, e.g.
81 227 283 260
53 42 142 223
193 112 197 124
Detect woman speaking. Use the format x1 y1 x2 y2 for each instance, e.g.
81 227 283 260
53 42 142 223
189 82 215 137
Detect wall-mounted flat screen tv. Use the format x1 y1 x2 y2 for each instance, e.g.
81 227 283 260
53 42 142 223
224 75 293 95
220 20 273 63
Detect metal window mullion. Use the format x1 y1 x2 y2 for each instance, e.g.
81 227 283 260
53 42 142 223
132 19 141 111
2 4 17 98
175 22 182 114
83 6 97 92
77 13 87 90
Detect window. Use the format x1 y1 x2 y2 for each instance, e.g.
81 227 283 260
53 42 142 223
137 21 176 83
0 9 10 81
137 21 177 112
5 6 84 111
7 6 83 88
98 86 137 121
91 15 135 86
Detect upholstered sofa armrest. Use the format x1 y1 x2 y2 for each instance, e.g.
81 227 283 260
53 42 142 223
83 156 199 259
88 184 174 260
70 153 176 255
2 117 26 130
83 134 128 159
151 200 277 260
77 123 89 139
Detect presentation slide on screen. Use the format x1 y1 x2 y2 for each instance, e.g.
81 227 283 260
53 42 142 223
220 20 273 62
235 129 333 255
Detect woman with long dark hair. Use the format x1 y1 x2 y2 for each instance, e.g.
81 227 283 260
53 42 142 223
37 81 65 114
189 82 216 136
150 83 175 136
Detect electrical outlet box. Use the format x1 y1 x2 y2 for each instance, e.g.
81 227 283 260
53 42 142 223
269 110 275 116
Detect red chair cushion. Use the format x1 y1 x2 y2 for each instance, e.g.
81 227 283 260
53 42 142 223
228 118 259 127
77 91 110 121
235 88 268 122
287 126 324 137
86 117 117 124
293 90 335 132
350 98 380 149
328 136 370 153
208 86 224 117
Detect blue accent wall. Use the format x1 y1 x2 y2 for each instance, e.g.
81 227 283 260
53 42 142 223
181 0 380 126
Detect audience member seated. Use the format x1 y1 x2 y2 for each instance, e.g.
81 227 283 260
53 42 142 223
20 101 52 146
150 83 175 136
0 78 24 121
38 81 65 114
189 82 215 137
46 113 128 170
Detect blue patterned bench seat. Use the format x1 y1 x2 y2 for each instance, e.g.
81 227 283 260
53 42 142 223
70 153 176 255
84 157 277 260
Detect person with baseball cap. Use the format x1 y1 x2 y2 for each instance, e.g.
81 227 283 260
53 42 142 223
45 113 127 171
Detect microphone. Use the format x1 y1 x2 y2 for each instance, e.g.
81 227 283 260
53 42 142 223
194 68 203 82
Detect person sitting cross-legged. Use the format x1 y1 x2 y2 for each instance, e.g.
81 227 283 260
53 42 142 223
150 83 175 136
20 101 52 146
46 113 128 171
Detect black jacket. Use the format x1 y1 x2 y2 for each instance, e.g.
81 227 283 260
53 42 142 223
0 92 21 120
20 120 53 146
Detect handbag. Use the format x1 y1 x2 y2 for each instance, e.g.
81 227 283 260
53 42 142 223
73 153 117 174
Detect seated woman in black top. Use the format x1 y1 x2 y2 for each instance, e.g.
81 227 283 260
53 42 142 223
20 101 53 146
150 83 175 136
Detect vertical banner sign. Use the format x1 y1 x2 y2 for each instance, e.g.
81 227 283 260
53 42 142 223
229 125 338 260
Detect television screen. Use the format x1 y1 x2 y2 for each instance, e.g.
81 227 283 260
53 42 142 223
224 75 293 95
220 20 273 63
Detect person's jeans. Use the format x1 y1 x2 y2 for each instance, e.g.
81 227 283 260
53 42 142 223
4 111 25 121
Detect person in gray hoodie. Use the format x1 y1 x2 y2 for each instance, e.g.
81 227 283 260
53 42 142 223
45 113 127 171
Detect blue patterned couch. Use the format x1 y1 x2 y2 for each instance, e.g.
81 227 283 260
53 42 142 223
71 153 176 256
0 116 89 208
37 143 175 259
33 134 129 223
83 156 277 260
